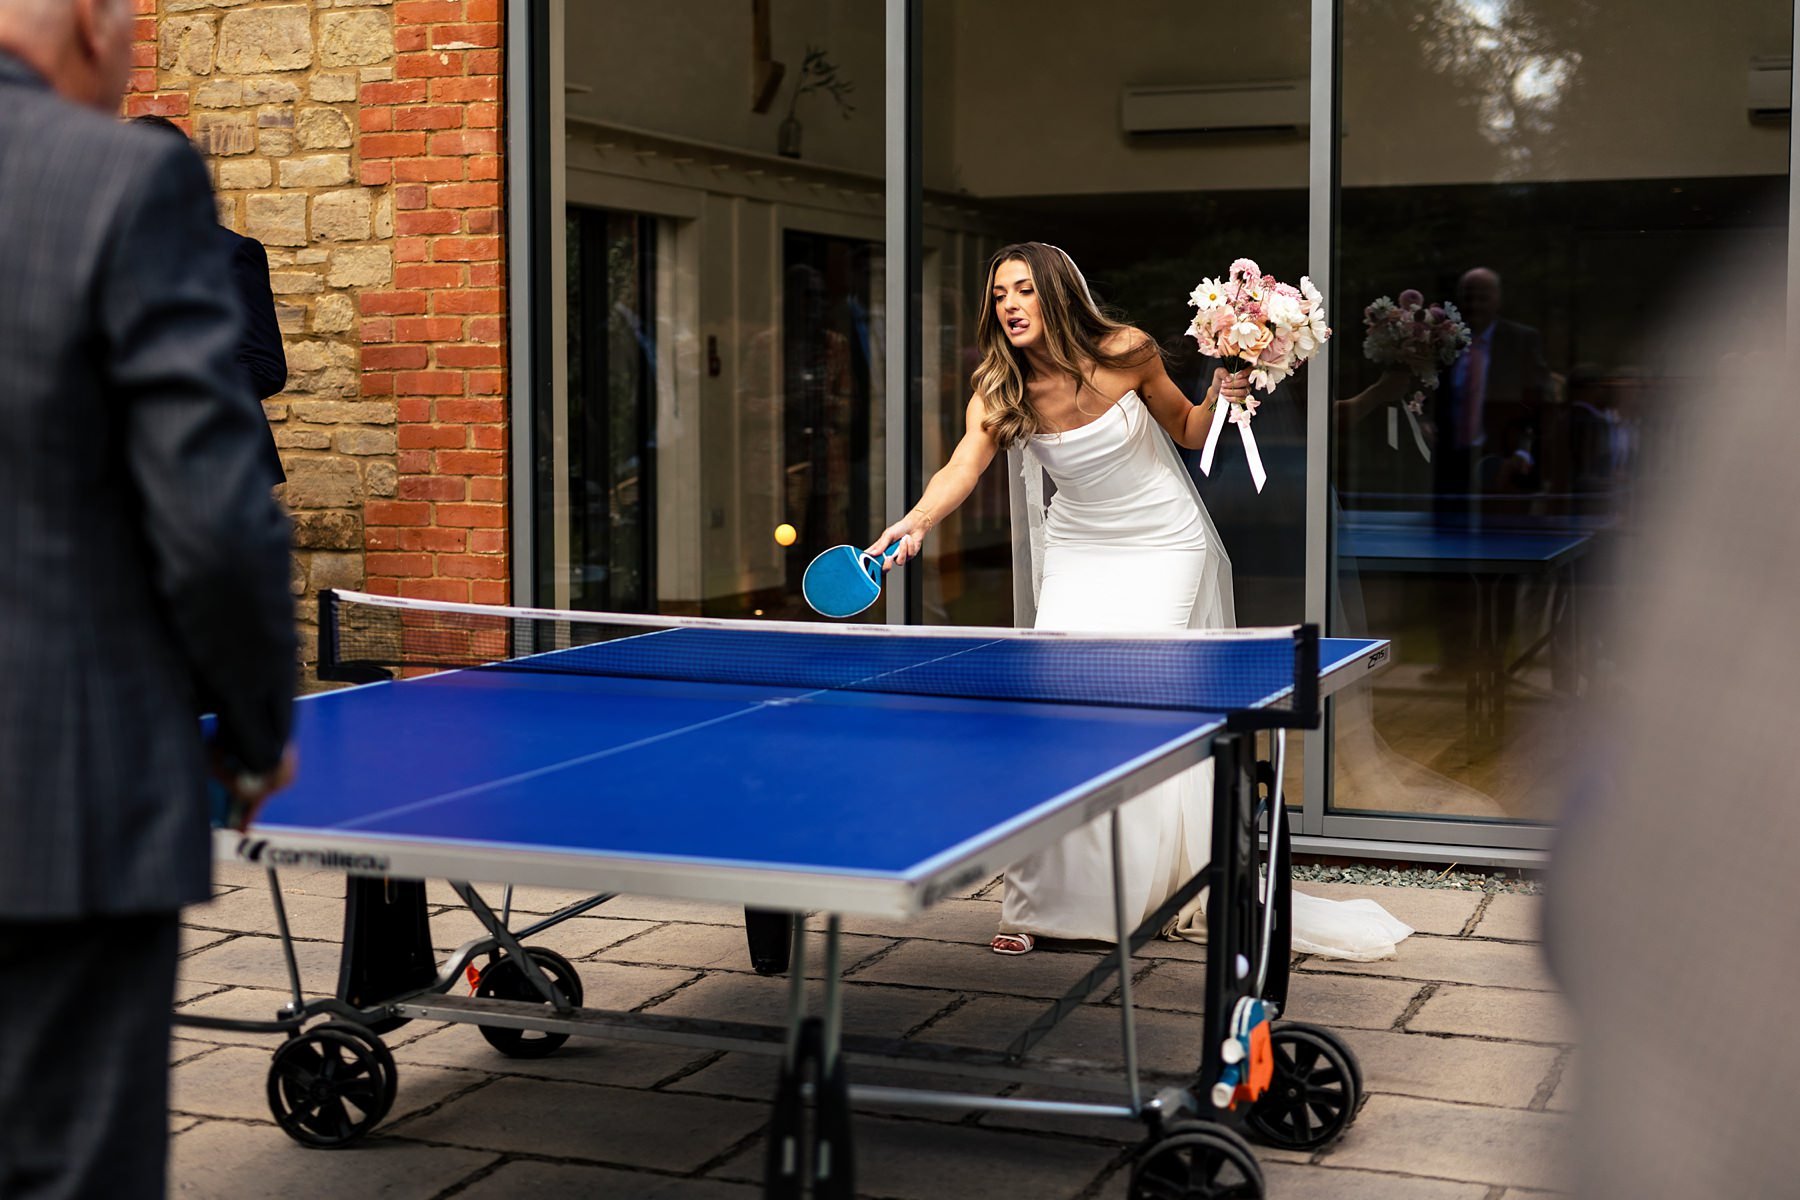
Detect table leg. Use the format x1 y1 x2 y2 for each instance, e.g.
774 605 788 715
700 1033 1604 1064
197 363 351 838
1200 732 1255 1110
745 906 794 975
765 915 856 1199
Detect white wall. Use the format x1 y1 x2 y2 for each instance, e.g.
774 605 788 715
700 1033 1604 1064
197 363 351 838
565 0 886 177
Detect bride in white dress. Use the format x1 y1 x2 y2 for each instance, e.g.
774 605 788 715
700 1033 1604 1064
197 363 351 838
869 242 1410 961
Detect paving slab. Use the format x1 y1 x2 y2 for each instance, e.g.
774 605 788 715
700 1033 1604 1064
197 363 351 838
1546 1053 1576 1113
1298 935 1555 991
208 862 272 890
668 1050 1005 1119
847 937 1107 999
1099 1159 1489 1200
429 907 658 960
167 1120 495 1199
170 1038 218 1066
1299 883 1484 938
922 995 1203 1080
1127 935 1209 962
1408 984 1573 1044
1339 1028 1561 1109
1471 894 1545 942
577 893 746 925
252 869 347 899
393 1076 766 1171
1130 959 1423 1032
833 898 1013 946
1325 1094 1570 1192
642 972 956 1040
172 977 225 1005
177 934 343 991
454 1159 760 1198
178 927 238 957
393 1020 714 1089
601 921 895 979
708 1112 1120 1200
1256 1162 1492 1199
170 1043 472 1124
425 879 602 914
185 888 346 941
171 987 316 1047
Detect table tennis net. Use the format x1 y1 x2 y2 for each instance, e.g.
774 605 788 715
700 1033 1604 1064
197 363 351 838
318 589 1320 722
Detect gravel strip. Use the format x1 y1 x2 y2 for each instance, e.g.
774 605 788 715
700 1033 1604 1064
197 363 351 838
1291 863 1543 894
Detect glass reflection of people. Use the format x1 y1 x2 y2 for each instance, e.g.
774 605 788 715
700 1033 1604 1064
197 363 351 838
1436 267 1550 506
784 262 857 550
867 242 1410 962
1430 268 1550 688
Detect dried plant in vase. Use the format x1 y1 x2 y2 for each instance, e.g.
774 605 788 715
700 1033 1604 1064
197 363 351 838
778 46 855 159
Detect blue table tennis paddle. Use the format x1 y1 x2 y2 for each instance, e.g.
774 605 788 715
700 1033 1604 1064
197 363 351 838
802 540 902 618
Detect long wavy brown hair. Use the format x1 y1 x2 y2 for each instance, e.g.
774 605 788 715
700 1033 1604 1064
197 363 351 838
972 242 1161 446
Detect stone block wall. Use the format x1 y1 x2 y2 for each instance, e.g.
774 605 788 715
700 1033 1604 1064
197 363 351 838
126 0 509 676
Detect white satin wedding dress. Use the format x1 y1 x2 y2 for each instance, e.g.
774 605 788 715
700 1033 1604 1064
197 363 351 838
999 391 1412 961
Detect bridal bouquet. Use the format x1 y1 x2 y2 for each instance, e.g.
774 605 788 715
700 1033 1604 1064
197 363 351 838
1187 258 1331 492
1362 289 1471 461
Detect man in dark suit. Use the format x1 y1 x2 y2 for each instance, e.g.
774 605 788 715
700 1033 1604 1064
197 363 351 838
133 113 288 482
1428 268 1552 682
0 3 297 1196
1434 267 1551 502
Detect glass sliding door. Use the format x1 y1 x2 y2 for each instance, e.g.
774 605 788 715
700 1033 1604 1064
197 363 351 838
780 231 882 606
563 206 656 611
1328 0 1792 835
554 0 886 617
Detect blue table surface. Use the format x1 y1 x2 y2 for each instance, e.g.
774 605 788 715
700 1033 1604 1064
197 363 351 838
1338 517 1594 564
259 634 1382 880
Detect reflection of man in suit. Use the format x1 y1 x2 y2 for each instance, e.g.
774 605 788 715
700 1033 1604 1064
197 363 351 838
0 5 296 1196
1435 267 1551 505
133 114 288 482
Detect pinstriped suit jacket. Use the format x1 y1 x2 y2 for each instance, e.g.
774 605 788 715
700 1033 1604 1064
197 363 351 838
0 53 296 918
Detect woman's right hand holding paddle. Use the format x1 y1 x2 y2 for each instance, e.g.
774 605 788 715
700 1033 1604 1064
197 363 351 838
867 505 934 570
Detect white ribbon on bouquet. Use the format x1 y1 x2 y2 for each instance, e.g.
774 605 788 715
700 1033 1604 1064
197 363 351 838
1388 399 1432 462
1199 394 1268 493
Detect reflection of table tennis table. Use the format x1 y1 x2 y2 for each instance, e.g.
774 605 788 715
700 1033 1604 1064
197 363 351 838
191 590 1389 1198
1337 510 1599 749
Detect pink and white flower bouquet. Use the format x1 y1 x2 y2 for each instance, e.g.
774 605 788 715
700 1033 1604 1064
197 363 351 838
1361 289 1470 461
1187 258 1331 492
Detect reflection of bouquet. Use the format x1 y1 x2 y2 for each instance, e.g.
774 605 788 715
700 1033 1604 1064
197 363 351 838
1186 257 1331 492
1362 289 1470 415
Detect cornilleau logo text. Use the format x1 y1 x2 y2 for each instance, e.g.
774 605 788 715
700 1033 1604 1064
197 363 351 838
237 838 390 873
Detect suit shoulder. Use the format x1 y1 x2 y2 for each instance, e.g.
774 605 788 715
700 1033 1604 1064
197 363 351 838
229 231 271 266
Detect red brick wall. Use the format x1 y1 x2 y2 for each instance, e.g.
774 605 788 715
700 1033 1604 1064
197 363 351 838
359 0 508 606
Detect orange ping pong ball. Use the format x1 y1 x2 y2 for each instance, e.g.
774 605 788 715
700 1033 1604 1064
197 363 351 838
774 523 797 547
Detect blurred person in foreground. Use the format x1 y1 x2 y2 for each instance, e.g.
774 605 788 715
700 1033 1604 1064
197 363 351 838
0 1 296 1197
131 112 288 483
1548 237 1795 1197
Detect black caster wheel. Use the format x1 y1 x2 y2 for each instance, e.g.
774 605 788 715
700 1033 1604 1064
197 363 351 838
1129 1120 1264 1200
1246 1022 1360 1151
474 946 584 1058
1278 1020 1363 1100
266 1022 397 1148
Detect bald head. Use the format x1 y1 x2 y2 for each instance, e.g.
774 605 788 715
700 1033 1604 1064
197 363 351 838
0 0 134 111
1457 267 1502 333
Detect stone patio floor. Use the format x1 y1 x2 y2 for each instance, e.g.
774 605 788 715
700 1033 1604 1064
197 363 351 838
168 867 1571 1198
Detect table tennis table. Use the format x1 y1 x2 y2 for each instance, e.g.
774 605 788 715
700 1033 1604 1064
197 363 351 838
1338 510 1599 749
185 589 1390 1199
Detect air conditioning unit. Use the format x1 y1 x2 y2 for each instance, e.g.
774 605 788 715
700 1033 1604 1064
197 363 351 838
1747 57 1791 123
1120 80 1309 137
